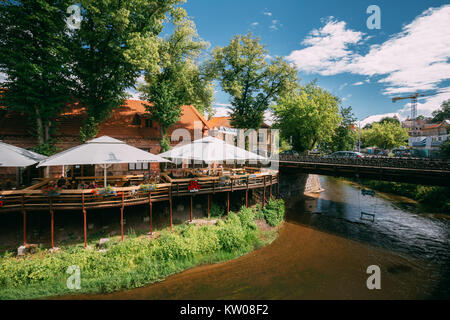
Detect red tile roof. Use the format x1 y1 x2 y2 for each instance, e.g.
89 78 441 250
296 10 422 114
0 100 210 140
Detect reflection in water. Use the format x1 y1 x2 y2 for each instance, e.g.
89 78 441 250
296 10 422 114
290 176 450 299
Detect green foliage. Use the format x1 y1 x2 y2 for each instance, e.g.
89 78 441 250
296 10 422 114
71 0 186 140
440 140 450 158
358 180 450 213
31 142 59 157
261 198 285 227
321 106 357 152
208 33 298 129
432 100 450 122
362 121 409 149
79 117 100 143
210 203 225 218
139 18 213 141
0 204 280 300
273 81 341 153
0 0 74 145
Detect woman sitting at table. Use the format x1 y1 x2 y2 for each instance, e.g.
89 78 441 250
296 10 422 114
123 179 132 187
87 181 97 189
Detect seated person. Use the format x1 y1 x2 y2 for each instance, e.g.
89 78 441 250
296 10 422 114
123 179 132 187
57 176 66 188
87 181 97 189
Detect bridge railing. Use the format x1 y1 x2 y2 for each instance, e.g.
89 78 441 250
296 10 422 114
278 155 450 171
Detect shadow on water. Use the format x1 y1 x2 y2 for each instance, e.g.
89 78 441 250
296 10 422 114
285 176 450 299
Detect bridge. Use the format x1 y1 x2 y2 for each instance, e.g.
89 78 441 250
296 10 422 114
276 155 450 187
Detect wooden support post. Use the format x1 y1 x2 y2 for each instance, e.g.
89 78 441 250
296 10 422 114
269 175 272 199
21 195 26 245
50 200 54 249
207 195 210 219
277 174 280 198
121 192 124 242
246 189 248 208
190 195 193 222
149 192 153 235
227 192 230 215
169 187 173 231
82 193 87 248
263 176 266 207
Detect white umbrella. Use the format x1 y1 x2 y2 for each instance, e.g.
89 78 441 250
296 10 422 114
37 136 170 186
0 141 47 167
159 136 267 163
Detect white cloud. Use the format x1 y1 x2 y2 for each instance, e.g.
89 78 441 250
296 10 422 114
287 6 450 97
0 72 8 83
338 82 348 91
270 19 281 31
212 106 231 118
360 113 400 127
287 17 365 75
353 81 364 86
251 22 259 27
342 94 352 102
263 11 272 17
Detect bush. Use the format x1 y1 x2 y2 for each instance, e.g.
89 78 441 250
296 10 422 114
262 199 285 227
210 203 224 218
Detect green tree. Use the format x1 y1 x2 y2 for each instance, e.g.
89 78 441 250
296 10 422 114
208 33 298 130
71 0 185 141
440 140 450 158
273 82 341 153
322 106 357 152
0 0 73 149
363 122 409 149
139 19 213 152
379 116 400 125
432 100 450 122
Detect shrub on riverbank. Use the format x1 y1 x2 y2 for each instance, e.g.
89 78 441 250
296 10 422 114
0 200 285 300
262 199 286 227
355 180 450 213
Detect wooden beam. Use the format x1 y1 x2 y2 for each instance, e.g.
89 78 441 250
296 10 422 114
227 192 230 215
121 192 124 242
263 176 266 207
169 186 173 231
149 192 153 235
21 194 26 246
207 194 210 218
82 193 87 248
190 195 193 222
245 189 248 208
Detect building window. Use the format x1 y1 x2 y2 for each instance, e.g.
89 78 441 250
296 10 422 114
145 119 153 128
128 162 149 171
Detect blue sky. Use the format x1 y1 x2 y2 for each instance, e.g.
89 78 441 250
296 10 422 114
180 0 450 125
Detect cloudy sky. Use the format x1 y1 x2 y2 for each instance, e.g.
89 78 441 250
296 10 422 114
180 0 450 124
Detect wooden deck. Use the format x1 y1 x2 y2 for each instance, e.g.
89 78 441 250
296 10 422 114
0 173 279 213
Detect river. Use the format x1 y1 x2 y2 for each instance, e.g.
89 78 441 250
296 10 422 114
69 176 450 300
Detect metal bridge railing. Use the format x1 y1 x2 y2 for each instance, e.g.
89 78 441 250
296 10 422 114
278 155 450 171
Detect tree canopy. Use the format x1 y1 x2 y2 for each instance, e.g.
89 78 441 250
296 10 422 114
273 82 341 153
208 33 298 130
432 100 450 122
362 121 409 150
0 0 73 152
321 106 357 153
70 0 186 141
138 18 213 151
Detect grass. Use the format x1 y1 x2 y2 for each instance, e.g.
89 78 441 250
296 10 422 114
351 179 450 213
0 199 285 300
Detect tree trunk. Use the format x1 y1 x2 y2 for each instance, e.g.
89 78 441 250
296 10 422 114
35 115 44 145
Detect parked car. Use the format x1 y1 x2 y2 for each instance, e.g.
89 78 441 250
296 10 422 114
279 150 299 156
327 151 364 159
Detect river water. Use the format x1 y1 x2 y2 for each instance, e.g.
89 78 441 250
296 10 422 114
296 176 450 299
69 176 450 300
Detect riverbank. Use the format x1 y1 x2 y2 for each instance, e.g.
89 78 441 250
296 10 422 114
0 200 285 300
347 178 450 214
63 213 433 300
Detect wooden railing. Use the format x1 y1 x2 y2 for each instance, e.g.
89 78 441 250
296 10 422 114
0 173 279 213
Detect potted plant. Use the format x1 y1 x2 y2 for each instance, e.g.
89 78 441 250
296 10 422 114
42 186 61 197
